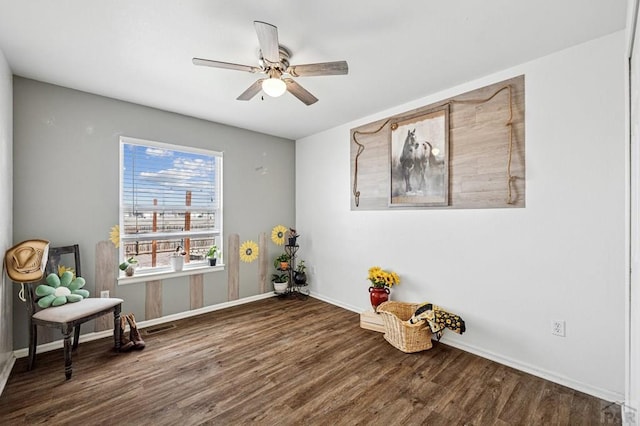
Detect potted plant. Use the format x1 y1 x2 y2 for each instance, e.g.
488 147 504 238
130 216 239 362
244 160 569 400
287 228 299 246
367 266 400 310
273 253 291 270
170 246 187 271
272 273 288 294
293 260 307 285
206 245 218 266
119 256 138 277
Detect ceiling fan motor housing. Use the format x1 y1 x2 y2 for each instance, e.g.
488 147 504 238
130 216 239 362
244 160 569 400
259 45 291 71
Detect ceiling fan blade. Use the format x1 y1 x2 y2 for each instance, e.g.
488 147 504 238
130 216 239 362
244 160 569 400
284 78 318 105
193 58 260 73
237 79 266 101
287 61 349 77
254 21 280 64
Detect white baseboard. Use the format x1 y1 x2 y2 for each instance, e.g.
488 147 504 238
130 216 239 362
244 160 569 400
137 292 275 329
435 332 624 403
308 291 361 313
14 292 276 359
311 291 624 403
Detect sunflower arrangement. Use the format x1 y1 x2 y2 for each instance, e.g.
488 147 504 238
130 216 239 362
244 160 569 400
367 266 400 288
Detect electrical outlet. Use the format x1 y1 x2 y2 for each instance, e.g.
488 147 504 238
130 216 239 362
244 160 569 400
100 290 109 298
551 320 565 337
624 410 636 425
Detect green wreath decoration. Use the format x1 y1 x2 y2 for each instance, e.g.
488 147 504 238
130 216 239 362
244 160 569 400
35 271 90 308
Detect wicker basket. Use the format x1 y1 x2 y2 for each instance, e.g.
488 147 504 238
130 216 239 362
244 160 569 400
376 301 433 353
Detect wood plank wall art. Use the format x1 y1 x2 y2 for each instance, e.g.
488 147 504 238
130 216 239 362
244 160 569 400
258 232 269 293
227 234 240 301
88 232 271 330
189 274 204 310
350 75 525 210
95 240 117 331
145 280 163 320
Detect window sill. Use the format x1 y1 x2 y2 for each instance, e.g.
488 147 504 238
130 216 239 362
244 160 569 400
117 264 225 285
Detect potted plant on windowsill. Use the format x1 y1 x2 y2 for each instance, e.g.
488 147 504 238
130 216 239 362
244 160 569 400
206 245 218 266
119 256 139 277
272 273 288 294
170 246 187 271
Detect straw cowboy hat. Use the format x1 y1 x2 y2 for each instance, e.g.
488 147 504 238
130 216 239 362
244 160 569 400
4 239 50 283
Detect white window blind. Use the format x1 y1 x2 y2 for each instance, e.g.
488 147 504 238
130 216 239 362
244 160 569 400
119 136 222 271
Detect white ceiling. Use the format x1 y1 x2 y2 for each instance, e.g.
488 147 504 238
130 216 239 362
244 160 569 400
0 1 628 140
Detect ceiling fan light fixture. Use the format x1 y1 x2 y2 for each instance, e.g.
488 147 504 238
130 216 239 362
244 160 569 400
193 21 347 105
262 77 287 97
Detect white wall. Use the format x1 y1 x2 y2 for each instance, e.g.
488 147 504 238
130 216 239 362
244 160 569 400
0 48 13 390
627 0 639 416
297 31 626 401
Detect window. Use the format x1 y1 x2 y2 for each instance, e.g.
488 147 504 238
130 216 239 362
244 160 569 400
119 136 222 275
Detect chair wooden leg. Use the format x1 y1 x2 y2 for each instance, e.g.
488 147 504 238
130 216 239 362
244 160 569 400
28 321 37 371
113 305 122 352
62 324 73 380
72 324 81 351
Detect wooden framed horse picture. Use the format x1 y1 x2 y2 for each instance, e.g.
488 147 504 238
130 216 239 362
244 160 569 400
389 105 450 207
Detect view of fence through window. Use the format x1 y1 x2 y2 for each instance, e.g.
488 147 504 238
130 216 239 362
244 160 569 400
120 138 222 270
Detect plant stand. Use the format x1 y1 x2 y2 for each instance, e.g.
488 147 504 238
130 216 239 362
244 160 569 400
277 243 309 299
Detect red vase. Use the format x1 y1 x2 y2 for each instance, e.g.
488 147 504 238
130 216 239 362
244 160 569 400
369 286 390 310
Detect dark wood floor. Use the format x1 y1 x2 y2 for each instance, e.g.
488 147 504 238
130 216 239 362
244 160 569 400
0 297 621 425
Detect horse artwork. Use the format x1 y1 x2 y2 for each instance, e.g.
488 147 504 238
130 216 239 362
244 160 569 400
399 129 435 194
390 106 449 206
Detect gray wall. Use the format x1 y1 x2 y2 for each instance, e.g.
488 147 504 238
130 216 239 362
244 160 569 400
0 49 13 378
12 77 295 349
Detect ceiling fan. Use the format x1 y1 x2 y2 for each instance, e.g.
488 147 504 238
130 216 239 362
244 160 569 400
192 21 348 105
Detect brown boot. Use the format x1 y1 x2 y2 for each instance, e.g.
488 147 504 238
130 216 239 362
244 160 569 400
126 313 146 350
119 315 135 352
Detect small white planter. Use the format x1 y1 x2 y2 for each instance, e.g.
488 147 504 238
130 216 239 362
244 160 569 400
170 255 184 271
273 281 288 294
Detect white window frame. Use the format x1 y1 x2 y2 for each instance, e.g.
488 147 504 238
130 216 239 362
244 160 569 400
118 136 223 283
